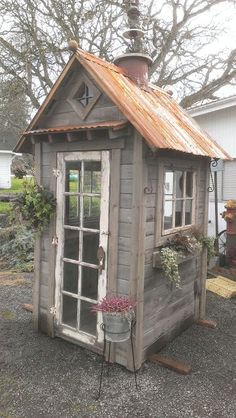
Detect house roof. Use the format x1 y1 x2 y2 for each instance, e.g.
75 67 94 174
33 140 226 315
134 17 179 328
14 47 230 160
189 95 236 117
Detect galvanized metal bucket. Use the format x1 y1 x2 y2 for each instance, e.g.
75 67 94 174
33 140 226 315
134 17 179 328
102 312 131 342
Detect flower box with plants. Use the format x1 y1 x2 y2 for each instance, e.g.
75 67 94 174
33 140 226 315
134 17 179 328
153 231 215 288
221 200 236 235
92 296 136 342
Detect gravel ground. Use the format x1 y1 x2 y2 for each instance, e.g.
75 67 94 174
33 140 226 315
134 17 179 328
0 273 235 418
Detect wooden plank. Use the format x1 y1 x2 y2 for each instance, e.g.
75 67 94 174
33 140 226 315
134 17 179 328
107 149 121 362
127 132 146 371
148 354 191 375
195 319 217 329
42 138 125 154
22 303 33 313
33 142 41 331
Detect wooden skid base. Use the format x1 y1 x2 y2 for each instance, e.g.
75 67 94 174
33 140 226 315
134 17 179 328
22 303 33 313
195 319 217 329
148 354 191 375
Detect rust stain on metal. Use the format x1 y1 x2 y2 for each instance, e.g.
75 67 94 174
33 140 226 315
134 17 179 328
74 47 230 159
23 120 128 135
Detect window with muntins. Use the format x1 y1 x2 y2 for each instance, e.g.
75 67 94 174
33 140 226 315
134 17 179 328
74 82 93 108
163 169 195 233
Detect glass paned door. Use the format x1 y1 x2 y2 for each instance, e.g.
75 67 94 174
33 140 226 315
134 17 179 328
55 151 110 345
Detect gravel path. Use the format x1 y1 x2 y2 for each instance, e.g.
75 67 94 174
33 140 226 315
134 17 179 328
0 273 235 418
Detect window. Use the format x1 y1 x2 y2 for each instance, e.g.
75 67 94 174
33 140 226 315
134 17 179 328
68 74 101 120
163 169 195 233
74 82 93 108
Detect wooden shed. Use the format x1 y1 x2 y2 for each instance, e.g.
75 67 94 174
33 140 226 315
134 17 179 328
14 33 229 370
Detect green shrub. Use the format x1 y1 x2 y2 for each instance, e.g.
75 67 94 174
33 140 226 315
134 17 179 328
12 179 56 231
0 225 34 272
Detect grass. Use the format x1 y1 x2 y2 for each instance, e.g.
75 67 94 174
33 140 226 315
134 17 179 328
0 177 31 194
0 177 31 214
0 202 12 214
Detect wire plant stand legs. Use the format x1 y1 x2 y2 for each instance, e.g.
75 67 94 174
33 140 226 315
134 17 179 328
97 321 138 399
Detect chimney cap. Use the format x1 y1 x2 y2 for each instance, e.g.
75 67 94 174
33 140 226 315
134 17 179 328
114 52 153 67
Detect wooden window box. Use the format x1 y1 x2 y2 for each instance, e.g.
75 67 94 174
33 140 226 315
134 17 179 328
152 249 200 269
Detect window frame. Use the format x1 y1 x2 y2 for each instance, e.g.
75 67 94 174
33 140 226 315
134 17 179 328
163 168 196 234
155 157 198 246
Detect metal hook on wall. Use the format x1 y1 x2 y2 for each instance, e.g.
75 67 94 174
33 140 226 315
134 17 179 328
207 158 219 192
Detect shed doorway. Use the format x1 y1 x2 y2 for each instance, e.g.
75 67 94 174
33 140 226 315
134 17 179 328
55 151 110 345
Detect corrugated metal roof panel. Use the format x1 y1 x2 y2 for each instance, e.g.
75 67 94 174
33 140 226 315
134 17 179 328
23 120 128 135
75 48 230 160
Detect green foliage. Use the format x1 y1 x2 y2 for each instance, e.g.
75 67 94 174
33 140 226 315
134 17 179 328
12 179 56 231
13 167 27 179
160 247 181 289
200 236 215 260
191 227 215 262
0 225 34 272
0 202 11 214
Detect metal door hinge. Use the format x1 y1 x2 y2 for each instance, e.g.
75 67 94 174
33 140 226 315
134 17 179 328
50 306 56 316
53 168 60 177
52 236 58 246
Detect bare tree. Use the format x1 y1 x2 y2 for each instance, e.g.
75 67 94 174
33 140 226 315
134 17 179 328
0 0 235 111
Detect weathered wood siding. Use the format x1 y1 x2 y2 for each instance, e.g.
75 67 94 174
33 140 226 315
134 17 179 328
37 61 125 129
142 153 209 358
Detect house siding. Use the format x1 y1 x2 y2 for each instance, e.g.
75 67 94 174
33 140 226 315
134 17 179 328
0 153 12 189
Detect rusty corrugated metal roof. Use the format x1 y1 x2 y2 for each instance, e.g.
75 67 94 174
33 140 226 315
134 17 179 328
23 120 128 135
14 47 230 159
75 48 230 159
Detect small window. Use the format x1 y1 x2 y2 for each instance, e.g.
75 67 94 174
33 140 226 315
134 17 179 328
74 82 93 108
163 169 195 233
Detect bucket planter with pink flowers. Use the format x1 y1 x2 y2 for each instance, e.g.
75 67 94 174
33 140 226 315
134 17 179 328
92 296 136 343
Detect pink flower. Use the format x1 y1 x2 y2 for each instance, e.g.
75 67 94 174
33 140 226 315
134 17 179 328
91 296 137 313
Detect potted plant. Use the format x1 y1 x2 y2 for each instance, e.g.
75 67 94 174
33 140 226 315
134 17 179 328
92 296 136 342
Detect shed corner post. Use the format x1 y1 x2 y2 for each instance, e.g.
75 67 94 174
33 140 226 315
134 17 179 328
127 132 146 371
33 141 42 331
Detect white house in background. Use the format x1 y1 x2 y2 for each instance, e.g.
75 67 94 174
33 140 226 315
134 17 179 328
189 95 236 237
0 133 19 189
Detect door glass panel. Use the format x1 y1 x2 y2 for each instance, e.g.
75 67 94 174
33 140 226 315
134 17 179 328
175 200 183 227
64 229 79 260
82 232 99 265
81 266 98 300
176 171 184 198
65 196 80 226
186 172 193 197
63 262 78 294
62 295 77 328
80 301 97 335
83 196 100 229
164 200 173 230
185 200 192 225
65 162 81 192
164 171 174 197
84 161 101 193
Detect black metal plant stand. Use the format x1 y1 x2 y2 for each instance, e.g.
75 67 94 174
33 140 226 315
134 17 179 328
97 320 138 399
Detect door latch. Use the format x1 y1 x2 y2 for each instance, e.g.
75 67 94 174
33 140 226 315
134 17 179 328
97 246 105 275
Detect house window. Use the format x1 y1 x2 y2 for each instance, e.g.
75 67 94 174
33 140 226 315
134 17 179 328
74 82 93 108
163 169 195 233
